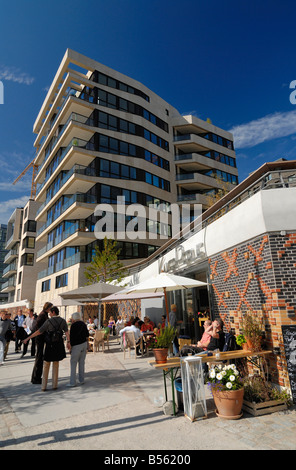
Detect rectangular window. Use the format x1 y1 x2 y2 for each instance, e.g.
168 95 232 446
55 273 68 289
41 279 51 292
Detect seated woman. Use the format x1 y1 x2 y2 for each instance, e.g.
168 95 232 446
140 316 154 333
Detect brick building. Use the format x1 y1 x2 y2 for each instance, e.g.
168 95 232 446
122 160 296 394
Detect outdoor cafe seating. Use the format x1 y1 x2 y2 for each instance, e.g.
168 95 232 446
88 329 110 353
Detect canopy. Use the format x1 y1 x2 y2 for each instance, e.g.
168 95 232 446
125 272 207 322
51 296 83 307
101 292 164 302
59 282 122 301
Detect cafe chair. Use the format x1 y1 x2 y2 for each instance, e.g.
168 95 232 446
123 331 139 359
92 329 106 353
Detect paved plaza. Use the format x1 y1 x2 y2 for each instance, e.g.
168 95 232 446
0 337 295 451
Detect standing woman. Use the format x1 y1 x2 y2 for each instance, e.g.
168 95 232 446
24 306 70 391
31 302 53 384
67 312 89 387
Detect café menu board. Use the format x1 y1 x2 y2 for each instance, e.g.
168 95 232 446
281 325 296 404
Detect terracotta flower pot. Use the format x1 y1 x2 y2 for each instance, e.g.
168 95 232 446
153 348 168 364
212 387 244 419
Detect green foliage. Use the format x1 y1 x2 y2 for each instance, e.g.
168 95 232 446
244 375 292 406
84 237 127 285
236 334 246 347
151 325 177 349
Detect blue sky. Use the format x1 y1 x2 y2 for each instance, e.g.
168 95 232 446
0 0 296 224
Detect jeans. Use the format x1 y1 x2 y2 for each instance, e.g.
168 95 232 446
0 336 6 363
70 341 88 385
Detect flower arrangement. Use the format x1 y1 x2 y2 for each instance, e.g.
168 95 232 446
148 325 177 349
207 363 243 392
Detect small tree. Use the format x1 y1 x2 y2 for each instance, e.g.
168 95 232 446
84 237 127 285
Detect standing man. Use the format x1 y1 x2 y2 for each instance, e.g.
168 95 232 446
0 311 15 365
14 310 25 353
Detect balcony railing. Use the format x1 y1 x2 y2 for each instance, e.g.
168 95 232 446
4 249 18 264
2 276 16 290
36 193 96 237
37 252 86 280
3 262 17 276
176 173 195 181
36 163 96 214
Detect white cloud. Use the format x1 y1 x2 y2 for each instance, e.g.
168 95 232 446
0 66 35 85
0 195 30 225
229 110 296 149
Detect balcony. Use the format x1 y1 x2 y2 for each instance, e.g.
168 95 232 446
1 276 16 292
174 152 237 173
173 133 235 156
36 193 97 239
36 164 96 216
4 249 18 264
36 223 94 261
3 262 17 278
37 251 86 280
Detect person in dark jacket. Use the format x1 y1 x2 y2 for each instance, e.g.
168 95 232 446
30 302 53 384
67 312 89 387
24 306 69 391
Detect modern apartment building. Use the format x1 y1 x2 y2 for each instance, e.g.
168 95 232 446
0 199 44 313
0 224 8 304
32 49 238 307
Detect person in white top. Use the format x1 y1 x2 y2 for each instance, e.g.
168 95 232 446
21 309 37 358
119 319 143 355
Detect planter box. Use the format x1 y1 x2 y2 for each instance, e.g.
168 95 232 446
242 399 287 417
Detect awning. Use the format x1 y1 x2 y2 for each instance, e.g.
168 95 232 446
0 299 33 310
101 292 165 302
59 282 122 301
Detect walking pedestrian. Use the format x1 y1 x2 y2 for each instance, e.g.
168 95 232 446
30 302 53 384
67 312 89 387
21 309 37 358
23 306 70 391
0 311 15 365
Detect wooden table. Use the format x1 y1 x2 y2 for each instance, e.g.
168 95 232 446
149 350 273 416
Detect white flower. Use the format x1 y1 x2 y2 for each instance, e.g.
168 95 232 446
226 382 233 389
234 370 239 376
209 370 216 379
230 375 236 381
216 373 223 380
221 371 226 377
218 364 222 370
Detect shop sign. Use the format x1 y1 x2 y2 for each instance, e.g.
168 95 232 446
158 243 206 273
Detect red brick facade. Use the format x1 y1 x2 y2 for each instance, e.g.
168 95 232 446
209 231 296 389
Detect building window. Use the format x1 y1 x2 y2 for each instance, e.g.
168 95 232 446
23 236 35 249
24 220 37 233
21 253 34 266
55 273 68 289
41 279 51 292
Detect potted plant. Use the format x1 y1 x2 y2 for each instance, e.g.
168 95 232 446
207 363 244 419
242 375 291 416
241 312 263 351
151 325 177 364
236 334 247 350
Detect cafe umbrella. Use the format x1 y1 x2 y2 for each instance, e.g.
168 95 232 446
124 272 207 324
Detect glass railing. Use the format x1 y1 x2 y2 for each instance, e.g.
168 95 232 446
3 263 17 275
176 173 195 180
2 276 16 290
174 154 194 161
36 193 96 237
173 134 191 142
4 249 18 263
37 252 85 280
36 137 91 198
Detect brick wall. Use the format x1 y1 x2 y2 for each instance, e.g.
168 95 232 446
209 231 296 389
